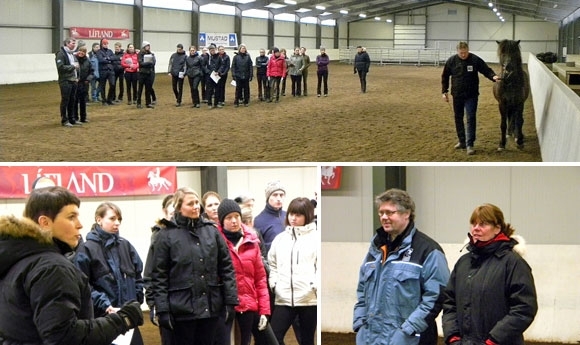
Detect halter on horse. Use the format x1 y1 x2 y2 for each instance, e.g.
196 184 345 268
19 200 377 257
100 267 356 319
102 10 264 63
492 40 530 150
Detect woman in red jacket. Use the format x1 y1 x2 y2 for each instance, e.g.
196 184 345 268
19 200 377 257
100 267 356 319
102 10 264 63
266 48 287 103
217 199 274 345
121 43 139 105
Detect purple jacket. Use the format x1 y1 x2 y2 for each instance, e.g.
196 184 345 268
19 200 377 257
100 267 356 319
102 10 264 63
316 53 330 72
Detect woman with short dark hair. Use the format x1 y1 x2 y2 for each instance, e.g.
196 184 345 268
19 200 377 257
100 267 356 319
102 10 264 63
268 197 318 345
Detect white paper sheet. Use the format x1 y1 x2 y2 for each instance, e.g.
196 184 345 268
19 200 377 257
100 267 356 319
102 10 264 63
112 329 134 345
211 73 221 83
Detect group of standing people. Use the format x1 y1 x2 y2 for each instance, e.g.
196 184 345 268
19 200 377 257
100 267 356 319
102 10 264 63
142 180 319 345
353 188 538 345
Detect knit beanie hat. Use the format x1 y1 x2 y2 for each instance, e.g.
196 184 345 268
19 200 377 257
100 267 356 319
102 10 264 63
265 180 285 200
218 199 242 226
142 41 151 49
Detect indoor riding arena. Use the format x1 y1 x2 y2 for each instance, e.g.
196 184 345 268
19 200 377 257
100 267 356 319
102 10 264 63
0 62 542 162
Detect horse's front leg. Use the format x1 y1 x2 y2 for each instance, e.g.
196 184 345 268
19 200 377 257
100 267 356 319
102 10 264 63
498 103 508 151
514 103 525 149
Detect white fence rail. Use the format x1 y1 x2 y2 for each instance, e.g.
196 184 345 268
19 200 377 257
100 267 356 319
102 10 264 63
340 47 454 66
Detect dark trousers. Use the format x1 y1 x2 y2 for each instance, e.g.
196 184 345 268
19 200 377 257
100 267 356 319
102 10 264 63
201 75 207 101
257 74 269 100
137 72 154 106
188 75 202 105
269 77 281 101
235 78 250 105
159 325 174 345
73 81 88 122
206 77 218 106
217 75 227 103
270 305 317 345
452 96 478 147
99 69 116 103
317 70 328 95
172 75 185 103
114 69 124 100
151 73 157 101
302 68 309 95
220 311 278 345
173 317 219 345
290 75 302 96
125 72 138 102
357 70 367 93
59 80 77 124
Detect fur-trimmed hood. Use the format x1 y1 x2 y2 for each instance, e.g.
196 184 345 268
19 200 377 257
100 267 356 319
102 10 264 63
0 214 56 277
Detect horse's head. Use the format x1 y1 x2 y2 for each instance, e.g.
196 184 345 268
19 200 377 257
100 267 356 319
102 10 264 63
496 39 522 81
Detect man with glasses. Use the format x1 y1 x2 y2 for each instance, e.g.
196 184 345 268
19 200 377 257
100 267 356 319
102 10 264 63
353 188 450 345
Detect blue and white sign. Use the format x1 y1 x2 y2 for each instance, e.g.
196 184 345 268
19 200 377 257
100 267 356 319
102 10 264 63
200 32 238 48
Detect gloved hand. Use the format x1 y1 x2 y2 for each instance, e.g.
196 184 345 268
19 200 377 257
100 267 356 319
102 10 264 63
281 77 284 82
353 68 357 74
258 315 268 331
225 305 236 324
117 301 144 330
157 312 174 330
149 308 158 326
268 76 271 81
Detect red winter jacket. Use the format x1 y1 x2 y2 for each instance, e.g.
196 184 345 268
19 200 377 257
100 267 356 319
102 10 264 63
267 53 287 78
121 52 139 73
219 224 270 315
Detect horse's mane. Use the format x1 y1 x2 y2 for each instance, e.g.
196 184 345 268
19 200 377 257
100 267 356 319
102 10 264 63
497 39 522 67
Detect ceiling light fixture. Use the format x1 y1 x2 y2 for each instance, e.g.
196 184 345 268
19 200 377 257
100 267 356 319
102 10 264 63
488 2 493 7
315 5 325 10
359 13 366 18
386 19 392 23
284 0 296 4
340 9 348 14
374 17 380 20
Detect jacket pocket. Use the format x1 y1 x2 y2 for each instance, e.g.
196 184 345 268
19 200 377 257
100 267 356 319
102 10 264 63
168 286 194 315
207 283 224 313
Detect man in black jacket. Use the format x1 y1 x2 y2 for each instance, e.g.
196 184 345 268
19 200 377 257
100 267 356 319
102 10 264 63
442 41 499 155
96 38 117 105
255 49 269 101
55 38 80 127
113 42 125 103
354 46 370 93
0 186 143 345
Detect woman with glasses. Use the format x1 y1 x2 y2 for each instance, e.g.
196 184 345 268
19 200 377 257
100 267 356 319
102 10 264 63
442 203 537 345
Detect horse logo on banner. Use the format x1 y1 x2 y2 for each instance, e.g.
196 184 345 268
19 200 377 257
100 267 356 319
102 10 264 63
321 166 342 190
147 167 173 191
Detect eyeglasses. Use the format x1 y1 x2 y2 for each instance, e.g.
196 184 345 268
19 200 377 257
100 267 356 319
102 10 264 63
378 209 401 217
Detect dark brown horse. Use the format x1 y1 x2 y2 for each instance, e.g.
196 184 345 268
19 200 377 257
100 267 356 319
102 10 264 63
492 39 530 150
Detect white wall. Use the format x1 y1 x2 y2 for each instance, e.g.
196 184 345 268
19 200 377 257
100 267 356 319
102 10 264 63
321 166 580 343
528 53 580 161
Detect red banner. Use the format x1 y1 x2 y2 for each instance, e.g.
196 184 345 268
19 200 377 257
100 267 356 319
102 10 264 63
70 27 130 40
0 166 176 199
321 166 342 190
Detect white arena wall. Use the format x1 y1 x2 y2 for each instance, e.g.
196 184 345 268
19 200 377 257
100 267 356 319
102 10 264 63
528 53 580 162
0 165 318 307
321 166 580 343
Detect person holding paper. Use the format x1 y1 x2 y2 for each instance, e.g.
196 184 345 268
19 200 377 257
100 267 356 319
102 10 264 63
168 43 187 107
137 41 156 109
232 43 253 107
204 44 222 109
185 45 204 108
216 46 231 108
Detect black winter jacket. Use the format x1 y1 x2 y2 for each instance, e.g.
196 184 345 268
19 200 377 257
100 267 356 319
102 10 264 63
138 50 156 74
77 55 94 83
113 49 124 73
143 219 172 308
204 53 221 77
232 52 253 81
96 47 115 73
74 224 144 317
217 53 231 77
255 55 269 76
0 215 128 345
55 46 77 82
150 213 239 320
441 53 497 99
354 51 370 73
168 51 187 77
442 238 537 345
186 53 204 79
